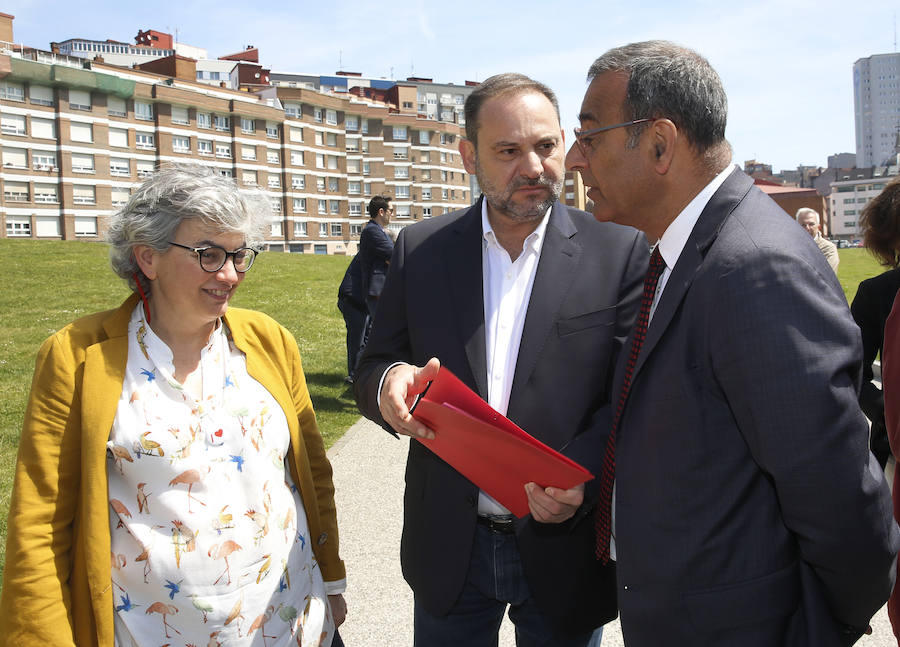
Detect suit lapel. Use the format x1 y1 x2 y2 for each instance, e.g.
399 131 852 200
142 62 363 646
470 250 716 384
510 203 579 403
630 168 752 380
444 199 488 398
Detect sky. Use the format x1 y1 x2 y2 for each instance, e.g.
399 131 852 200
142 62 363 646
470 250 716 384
4 0 898 172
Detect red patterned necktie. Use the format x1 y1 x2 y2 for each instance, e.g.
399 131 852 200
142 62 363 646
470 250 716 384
595 247 665 563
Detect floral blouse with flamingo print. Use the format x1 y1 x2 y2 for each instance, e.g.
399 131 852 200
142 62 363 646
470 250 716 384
107 305 334 647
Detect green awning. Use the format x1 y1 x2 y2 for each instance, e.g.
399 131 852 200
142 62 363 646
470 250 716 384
8 57 135 98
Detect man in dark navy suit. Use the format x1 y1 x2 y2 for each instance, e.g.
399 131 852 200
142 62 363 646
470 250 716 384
358 195 394 319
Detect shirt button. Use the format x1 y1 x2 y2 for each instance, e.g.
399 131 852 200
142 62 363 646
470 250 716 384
317 532 328 546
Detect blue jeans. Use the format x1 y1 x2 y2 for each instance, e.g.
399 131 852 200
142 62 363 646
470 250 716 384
413 524 599 647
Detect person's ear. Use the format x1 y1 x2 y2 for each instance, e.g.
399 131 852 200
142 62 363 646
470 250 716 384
459 138 477 174
133 244 159 280
649 119 677 174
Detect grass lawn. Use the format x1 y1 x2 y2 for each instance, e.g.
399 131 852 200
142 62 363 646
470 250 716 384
0 240 890 591
0 238 357 587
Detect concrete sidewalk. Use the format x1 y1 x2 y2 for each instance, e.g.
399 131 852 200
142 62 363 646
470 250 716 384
328 416 896 646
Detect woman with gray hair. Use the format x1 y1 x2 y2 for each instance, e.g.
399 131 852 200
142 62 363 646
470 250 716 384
0 164 346 647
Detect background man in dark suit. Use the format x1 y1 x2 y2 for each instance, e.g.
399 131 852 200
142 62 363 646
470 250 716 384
337 253 367 383
566 40 900 647
354 73 648 646
359 195 394 318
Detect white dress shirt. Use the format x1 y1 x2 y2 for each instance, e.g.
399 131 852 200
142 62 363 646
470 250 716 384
611 163 735 560
478 202 551 515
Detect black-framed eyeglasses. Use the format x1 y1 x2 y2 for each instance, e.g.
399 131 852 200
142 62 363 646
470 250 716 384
573 118 657 154
168 241 258 273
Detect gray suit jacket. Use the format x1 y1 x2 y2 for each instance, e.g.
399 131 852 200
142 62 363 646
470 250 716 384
355 197 648 634
613 168 900 646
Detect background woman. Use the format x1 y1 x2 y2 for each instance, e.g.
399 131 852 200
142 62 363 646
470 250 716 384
0 164 346 646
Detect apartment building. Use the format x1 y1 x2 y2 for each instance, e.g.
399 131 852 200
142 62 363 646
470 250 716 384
0 15 472 253
829 175 898 240
854 52 900 168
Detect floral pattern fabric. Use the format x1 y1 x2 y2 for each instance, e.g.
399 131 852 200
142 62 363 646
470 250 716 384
107 305 333 647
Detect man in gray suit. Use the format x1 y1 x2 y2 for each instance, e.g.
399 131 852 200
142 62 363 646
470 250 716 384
565 40 900 646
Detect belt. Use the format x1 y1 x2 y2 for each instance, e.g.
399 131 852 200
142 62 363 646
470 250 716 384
476 515 516 534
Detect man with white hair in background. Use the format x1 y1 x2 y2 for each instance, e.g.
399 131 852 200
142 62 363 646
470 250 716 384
797 207 839 273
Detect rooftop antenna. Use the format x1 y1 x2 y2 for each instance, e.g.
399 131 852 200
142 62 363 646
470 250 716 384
339 49 342 70
390 66 394 80
410 58 414 77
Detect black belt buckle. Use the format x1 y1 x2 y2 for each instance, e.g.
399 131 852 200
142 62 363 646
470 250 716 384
477 515 515 534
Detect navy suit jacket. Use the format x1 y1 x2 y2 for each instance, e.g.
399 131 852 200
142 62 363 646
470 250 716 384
612 168 900 646
354 197 648 634
359 219 393 301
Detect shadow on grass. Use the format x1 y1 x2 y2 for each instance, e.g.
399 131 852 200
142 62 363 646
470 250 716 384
305 371 351 389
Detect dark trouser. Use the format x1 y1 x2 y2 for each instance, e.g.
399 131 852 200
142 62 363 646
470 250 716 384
412 524 596 647
338 297 367 379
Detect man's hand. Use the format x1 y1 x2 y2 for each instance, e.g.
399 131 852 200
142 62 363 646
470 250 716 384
525 482 584 523
379 357 440 439
328 594 347 627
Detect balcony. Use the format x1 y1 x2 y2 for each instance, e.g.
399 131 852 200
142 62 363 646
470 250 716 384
4 191 29 202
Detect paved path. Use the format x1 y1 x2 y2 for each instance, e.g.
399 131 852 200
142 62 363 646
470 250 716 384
328 417 896 646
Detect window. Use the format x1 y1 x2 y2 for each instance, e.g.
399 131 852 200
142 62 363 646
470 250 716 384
6 216 31 236
394 147 408 160
364 182 371 196
30 85 54 106
396 186 410 198
315 131 324 146
440 152 447 163
363 162 371 176
348 181 361 195
218 168 233 178
418 130 430 144
294 221 307 236
268 175 281 188
68 89 91 110
31 117 55 139
316 154 325 169
4 181 29 202
197 112 211 129
33 151 57 170
267 150 279 164
326 109 337 125
441 170 447 181
110 157 130 176
318 200 327 214
328 177 339 192
172 136 190 153
421 188 431 200
393 126 407 140
71 153 95 173
346 138 359 152
346 115 358 131
269 198 282 213
440 133 450 145
349 203 362 216
136 133 155 149
242 170 258 186
135 101 154 121
198 139 213 156
241 145 257 161
72 185 96 205
423 207 432 218
318 223 328 237
317 177 326 192
327 132 337 147
266 122 279 138
361 119 369 134
34 183 60 203
293 198 307 212
2 147 26 168
442 188 448 199
403 101 413 109
284 102 300 119
396 205 411 218
395 166 409 179
347 158 360 174
0 80 24 101
136 160 156 177
214 115 230 131
111 187 130 206
69 122 93 143
291 150 305 166
215 142 232 158
421 169 431 180
109 127 128 148
327 155 338 170
170 106 189 125
241 117 254 134
292 174 305 189
420 151 430 163
289 127 303 143
331 222 342 236
361 140 369 153
35 216 60 237
74 216 97 236
314 108 323 123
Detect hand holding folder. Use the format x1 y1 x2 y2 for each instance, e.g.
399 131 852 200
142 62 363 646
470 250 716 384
410 366 594 518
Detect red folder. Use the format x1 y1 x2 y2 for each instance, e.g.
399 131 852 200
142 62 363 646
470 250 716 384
411 366 593 518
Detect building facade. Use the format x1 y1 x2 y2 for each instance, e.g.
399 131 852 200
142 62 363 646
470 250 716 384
854 52 900 168
0 17 473 253
829 175 898 240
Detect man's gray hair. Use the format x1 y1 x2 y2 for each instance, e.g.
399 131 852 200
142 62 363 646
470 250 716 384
588 41 728 156
795 207 820 224
464 73 560 146
107 164 270 293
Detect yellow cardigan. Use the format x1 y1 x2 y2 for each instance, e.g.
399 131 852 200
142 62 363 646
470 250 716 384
0 294 345 646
